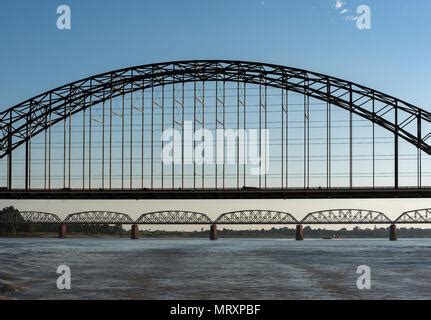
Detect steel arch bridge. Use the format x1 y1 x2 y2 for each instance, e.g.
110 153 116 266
300 209 392 224
1 60 431 199
63 211 134 224
135 211 213 224
215 210 298 224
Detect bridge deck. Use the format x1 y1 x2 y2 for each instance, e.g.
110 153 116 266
1 187 431 199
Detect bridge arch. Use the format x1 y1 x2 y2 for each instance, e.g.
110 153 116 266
1 60 429 158
0 211 61 224
135 210 213 224
64 211 134 224
396 208 431 223
1 60 429 193
300 208 392 224
215 209 298 224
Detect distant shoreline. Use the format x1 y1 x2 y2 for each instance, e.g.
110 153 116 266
0 233 127 238
2 233 431 239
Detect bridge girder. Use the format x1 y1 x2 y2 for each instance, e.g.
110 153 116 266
0 211 61 224
215 209 298 224
300 209 393 224
135 210 213 224
396 208 431 224
63 211 134 224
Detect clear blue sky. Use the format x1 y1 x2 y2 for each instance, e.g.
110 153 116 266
2 0 431 222
0 0 430 109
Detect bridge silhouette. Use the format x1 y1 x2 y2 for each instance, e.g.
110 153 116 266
1 208 430 241
1 60 431 199
1 60 431 241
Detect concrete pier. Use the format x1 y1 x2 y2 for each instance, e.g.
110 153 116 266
131 224 139 240
59 224 67 238
389 224 397 241
210 224 218 240
295 224 304 241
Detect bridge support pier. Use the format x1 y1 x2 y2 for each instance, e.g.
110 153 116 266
131 224 139 240
210 224 218 240
295 224 304 241
389 224 397 241
59 224 67 238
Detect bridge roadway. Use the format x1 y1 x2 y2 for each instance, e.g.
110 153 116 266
2 187 431 200
2 208 431 241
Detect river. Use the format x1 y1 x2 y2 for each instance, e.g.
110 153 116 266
0 238 430 299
